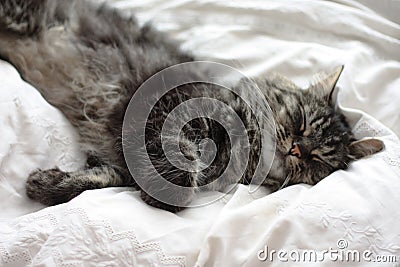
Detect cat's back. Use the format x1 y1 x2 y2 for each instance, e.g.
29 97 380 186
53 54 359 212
0 1 189 104
0 0 193 165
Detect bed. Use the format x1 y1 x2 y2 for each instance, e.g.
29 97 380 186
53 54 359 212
1 0 399 266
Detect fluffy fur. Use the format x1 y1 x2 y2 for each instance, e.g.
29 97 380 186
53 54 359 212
0 0 384 212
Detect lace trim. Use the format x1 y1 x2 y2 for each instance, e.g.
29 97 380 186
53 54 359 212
0 208 186 266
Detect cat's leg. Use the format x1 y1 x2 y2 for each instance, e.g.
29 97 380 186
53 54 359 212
139 171 197 213
263 178 282 192
136 136 199 213
0 0 49 36
26 165 125 205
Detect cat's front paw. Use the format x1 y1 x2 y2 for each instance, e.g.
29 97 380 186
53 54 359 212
262 178 282 193
26 168 68 205
140 190 191 213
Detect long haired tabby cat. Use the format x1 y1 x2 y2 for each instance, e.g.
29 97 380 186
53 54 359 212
0 0 383 212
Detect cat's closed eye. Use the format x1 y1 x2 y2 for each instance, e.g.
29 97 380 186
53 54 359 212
294 109 306 136
300 108 306 133
310 153 326 164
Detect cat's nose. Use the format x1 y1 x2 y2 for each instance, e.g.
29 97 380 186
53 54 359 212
289 142 302 158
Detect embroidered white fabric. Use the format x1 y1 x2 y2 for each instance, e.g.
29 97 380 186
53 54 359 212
0 0 399 266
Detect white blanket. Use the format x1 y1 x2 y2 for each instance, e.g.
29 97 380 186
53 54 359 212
1 0 399 266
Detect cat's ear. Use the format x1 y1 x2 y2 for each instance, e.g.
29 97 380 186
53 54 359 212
309 65 344 102
349 138 384 159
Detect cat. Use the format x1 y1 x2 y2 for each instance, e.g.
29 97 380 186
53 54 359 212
0 0 383 212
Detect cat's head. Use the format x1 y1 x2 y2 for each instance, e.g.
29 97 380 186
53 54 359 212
266 66 384 187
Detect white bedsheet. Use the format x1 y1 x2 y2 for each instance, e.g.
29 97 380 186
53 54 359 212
1 0 400 266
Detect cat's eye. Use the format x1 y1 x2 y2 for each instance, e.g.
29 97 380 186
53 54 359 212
296 107 306 135
311 154 323 163
310 153 334 169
